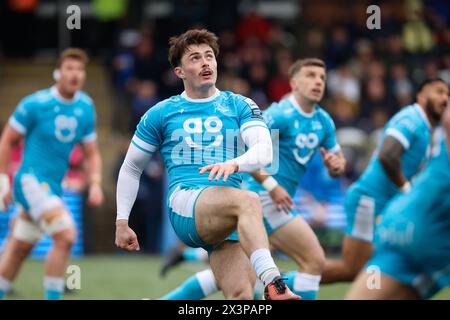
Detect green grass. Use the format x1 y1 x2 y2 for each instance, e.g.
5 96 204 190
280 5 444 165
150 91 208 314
4 255 450 300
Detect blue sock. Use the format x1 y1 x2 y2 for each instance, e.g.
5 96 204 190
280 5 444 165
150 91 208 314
160 269 218 300
183 248 208 262
282 271 320 300
45 289 62 300
44 276 64 300
0 290 5 300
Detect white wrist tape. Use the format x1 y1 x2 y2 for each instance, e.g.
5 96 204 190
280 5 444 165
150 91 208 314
401 181 411 193
0 173 10 212
262 176 278 192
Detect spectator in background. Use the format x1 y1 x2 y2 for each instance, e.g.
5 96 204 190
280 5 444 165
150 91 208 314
389 63 414 108
327 62 360 104
130 80 160 131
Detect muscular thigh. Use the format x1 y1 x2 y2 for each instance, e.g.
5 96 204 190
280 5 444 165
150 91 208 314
195 186 252 245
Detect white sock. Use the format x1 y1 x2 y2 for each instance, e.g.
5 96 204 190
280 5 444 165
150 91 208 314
253 279 264 299
43 276 65 292
250 248 280 286
196 269 218 296
0 276 12 293
293 272 321 292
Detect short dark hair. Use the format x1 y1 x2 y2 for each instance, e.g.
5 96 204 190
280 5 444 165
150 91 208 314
416 77 448 95
288 58 326 79
56 48 88 68
168 29 219 68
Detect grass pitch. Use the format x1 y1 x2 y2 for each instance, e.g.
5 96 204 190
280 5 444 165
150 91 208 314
5 255 450 300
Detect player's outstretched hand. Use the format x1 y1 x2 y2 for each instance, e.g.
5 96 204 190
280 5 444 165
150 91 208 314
87 183 104 207
320 147 344 175
198 161 238 182
269 185 294 213
115 220 140 251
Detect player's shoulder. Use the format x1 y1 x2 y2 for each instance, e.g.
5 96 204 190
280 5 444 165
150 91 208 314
22 87 54 106
390 104 422 129
315 105 335 127
224 91 258 109
77 90 94 106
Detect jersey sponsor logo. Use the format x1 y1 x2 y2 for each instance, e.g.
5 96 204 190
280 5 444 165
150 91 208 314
182 116 223 148
55 115 78 143
292 133 319 165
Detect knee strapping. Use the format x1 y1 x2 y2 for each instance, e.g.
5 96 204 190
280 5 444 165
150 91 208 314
12 217 42 243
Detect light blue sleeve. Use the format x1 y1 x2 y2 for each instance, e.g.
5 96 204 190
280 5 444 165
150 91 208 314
321 112 340 153
236 95 268 133
9 96 36 135
385 114 416 150
81 103 97 144
132 104 163 154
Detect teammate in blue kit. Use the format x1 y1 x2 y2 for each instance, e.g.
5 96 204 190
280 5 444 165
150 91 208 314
0 48 104 300
160 58 346 300
114 29 300 300
347 105 450 299
322 78 449 284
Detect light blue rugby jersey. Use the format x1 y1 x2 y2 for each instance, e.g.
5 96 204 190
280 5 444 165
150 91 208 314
9 86 97 195
132 89 268 197
357 103 432 200
245 95 341 197
426 127 450 180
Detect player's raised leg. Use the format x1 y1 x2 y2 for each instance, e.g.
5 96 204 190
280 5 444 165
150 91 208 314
194 186 288 299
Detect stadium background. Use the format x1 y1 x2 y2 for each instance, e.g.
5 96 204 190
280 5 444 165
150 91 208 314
0 0 449 299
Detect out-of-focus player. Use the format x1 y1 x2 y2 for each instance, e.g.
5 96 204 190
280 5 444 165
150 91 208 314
322 78 449 284
160 58 346 300
114 29 300 300
347 103 450 299
0 48 103 300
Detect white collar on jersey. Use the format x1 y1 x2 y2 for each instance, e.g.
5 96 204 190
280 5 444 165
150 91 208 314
413 103 431 129
288 94 316 118
181 88 220 103
50 86 80 104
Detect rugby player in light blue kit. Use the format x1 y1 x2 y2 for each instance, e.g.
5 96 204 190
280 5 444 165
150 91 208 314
347 104 450 299
160 58 347 300
114 29 300 300
0 49 104 300
322 78 449 284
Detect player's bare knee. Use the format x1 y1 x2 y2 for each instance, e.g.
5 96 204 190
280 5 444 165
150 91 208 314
53 227 77 249
12 240 34 258
236 191 262 217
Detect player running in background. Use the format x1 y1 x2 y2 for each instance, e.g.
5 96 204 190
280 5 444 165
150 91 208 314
114 29 299 300
347 103 450 299
160 58 346 300
322 78 449 284
0 48 104 300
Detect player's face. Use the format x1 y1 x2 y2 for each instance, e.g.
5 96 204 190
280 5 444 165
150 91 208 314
176 44 217 91
424 81 449 122
290 66 326 104
58 58 86 94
